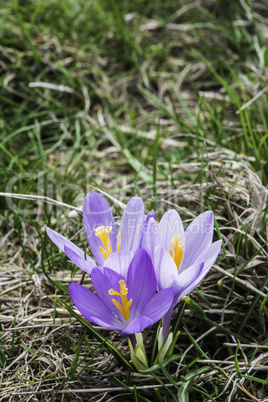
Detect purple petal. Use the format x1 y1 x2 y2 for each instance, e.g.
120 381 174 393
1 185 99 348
154 246 178 291
180 211 214 270
46 227 95 273
91 267 126 318
142 287 174 322
146 210 156 222
178 239 222 299
127 249 156 318
173 261 205 300
104 251 134 278
46 226 80 253
118 197 144 253
200 239 222 271
64 246 96 274
141 217 159 262
158 210 185 252
121 316 154 335
69 282 121 330
139 209 155 247
83 192 117 265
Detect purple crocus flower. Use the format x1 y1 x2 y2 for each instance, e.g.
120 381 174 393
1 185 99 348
142 210 222 340
69 249 174 335
46 192 145 274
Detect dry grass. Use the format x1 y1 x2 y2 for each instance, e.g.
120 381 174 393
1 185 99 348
1 0 268 400
1 150 267 401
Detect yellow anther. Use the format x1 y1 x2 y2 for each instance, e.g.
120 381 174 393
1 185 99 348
170 234 184 271
117 232 121 252
94 226 113 259
109 279 133 320
94 226 121 259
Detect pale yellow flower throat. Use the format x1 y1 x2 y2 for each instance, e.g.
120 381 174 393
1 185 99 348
170 234 184 271
94 226 121 260
109 280 133 320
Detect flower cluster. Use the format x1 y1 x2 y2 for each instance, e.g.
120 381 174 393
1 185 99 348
47 192 221 358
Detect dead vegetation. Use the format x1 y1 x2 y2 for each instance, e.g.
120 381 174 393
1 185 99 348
1 149 267 401
1 0 268 400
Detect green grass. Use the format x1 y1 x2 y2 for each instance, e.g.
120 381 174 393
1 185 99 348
0 0 268 400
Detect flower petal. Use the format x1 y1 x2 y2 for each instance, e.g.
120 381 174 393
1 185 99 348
142 287 174 322
158 210 185 252
139 209 155 247
91 267 126 318
46 226 79 253
104 251 134 278
64 246 96 274
140 217 157 261
119 197 144 253
69 282 121 330
200 239 222 271
127 249 157 318
178 239 222 299
83 192 117 265
154 246 178 291
180 211 214 270
173 261 205 300
121 316 154 335
46 227 95 273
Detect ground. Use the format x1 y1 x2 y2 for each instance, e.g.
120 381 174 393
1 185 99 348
0 1 267 401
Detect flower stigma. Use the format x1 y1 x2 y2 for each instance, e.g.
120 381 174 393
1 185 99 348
109 279 133 320
170 234 184 271
117 232 121 251
94 226 121 259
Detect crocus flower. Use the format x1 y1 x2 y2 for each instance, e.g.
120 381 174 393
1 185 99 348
46 191 145 274
142 210 222 340
69 249 174 335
